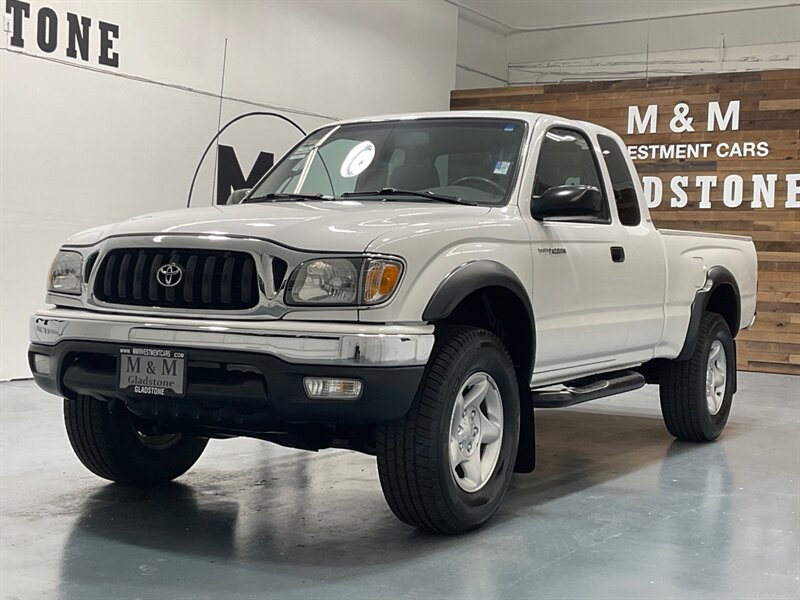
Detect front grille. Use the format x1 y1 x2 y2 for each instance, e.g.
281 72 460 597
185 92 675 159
93 248 260 310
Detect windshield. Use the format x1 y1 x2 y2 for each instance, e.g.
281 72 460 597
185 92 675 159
247 118 527 205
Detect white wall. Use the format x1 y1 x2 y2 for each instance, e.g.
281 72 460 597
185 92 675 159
0 0 458 379
454 0 800 87
455 16 506 89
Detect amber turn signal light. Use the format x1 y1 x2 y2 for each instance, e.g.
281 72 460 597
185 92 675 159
362 259 403 305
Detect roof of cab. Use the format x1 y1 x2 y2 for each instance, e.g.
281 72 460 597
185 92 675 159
327 110 620 139
331 110 544 127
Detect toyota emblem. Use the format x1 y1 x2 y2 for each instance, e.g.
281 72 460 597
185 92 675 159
156 263 183 287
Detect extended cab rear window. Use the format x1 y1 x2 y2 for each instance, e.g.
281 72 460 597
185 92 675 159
598 135 642 226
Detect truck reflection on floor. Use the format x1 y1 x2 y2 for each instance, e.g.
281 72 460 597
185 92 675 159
56 408 734 597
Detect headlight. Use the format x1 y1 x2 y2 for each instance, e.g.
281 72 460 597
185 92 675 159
285 256 403 306
286 258 360 305
47 250 83 295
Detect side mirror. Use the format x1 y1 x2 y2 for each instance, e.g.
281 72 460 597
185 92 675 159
531 185 604 220
224 188 251 205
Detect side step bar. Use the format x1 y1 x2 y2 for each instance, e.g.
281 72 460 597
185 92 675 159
531 370 646 408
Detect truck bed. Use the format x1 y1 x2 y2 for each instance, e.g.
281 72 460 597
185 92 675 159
655 228 758 359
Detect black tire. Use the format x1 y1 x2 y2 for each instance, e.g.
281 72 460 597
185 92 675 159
660 312 735 442
376 326 520 534
64 395 208 485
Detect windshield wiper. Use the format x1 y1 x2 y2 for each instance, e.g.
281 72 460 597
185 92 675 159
341 188 476 206
246 192 334 203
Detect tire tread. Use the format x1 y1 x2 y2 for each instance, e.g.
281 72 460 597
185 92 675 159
64 396 119 480
63 395 206 485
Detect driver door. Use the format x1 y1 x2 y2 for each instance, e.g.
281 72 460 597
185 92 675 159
524 124 630 385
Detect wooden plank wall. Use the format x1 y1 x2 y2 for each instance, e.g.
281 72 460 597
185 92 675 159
451 70 800 375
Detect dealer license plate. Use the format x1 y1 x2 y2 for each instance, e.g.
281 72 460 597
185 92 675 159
118 347 186 397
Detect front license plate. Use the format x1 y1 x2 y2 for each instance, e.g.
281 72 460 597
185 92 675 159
118 347 186 397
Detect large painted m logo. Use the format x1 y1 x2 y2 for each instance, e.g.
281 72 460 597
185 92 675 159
216 145 274 204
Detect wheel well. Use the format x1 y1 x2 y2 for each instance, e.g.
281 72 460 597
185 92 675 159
434 286 534 382
706 283 739 337
433 286 536 474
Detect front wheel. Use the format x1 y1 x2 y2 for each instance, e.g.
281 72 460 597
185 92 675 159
64 395 208 485
659 312 736 442
376 326 520 534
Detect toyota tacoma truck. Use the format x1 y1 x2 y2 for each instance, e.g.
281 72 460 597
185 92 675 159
29 111 757 534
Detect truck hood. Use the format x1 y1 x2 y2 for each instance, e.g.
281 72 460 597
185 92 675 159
65 201 493 252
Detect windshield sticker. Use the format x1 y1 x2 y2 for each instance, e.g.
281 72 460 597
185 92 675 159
504 124 515 131
340 141 376 178
493 160 512 175
290 142 316 160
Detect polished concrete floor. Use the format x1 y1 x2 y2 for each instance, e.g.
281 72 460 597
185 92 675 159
1 372 798 600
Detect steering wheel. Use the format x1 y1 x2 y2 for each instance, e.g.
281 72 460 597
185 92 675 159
451 176 506 195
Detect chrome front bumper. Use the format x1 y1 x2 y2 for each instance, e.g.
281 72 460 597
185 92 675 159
30 308 435 367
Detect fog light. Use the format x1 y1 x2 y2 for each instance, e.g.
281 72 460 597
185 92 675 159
33 354 52 375
303 377 362 400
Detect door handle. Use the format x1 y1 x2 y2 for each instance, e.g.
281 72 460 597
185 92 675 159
610 246 625 263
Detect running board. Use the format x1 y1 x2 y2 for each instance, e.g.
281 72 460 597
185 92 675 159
530 370 646 408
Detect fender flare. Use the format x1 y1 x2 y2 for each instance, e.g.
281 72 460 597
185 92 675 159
677 265 741 361
422 261 533 323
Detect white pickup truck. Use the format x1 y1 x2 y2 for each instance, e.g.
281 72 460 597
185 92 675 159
29 111 757 534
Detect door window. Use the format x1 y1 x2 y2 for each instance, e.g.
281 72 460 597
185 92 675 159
533 128 610 222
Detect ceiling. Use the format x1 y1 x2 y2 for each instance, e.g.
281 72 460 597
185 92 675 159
452 0 798 32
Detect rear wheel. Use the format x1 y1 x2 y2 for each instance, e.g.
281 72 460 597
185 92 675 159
660 312 735 441
64 395 208 485
376 326 520 534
